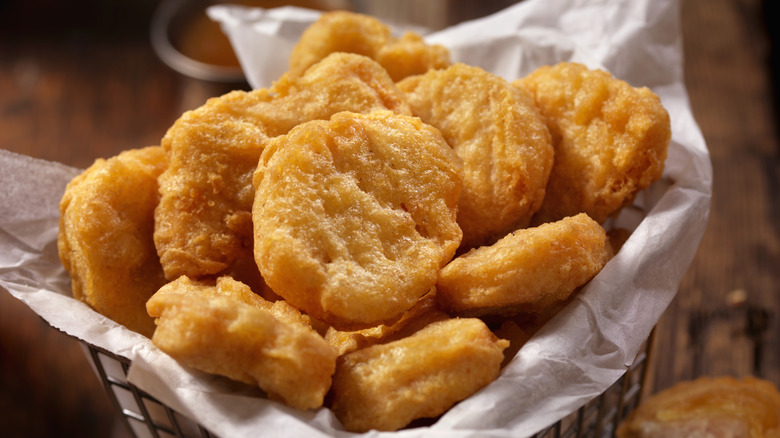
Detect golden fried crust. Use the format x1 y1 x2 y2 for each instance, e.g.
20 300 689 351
267 52 413 127
398 64 554 250
617 376 780 438
155 90 273 279
288 11 450 81
436 213 612 316
288 11 391 78
375 32 451 82
155 53 412 280
253 110 462 327
514 62 671 224
146 276 336 410
324 289 449 355
330 318 509 432
58 146 167 338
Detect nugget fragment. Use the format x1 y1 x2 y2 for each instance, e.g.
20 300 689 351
324 289 449 355
398 63 554 249
514 62 671 224
58 146 167 337
436 213 612 316
376 32 452 82
155 53 411 280
330 318 509 432
253 110 462 326
617 376 780 438
288 11 450 81
146 276 336 410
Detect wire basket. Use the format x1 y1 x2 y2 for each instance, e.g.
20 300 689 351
81 330 654 438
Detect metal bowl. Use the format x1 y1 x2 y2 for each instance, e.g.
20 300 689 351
150 0 246 82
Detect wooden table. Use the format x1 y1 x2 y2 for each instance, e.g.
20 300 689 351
1 0 778 436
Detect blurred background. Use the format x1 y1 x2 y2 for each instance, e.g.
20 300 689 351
1 0 778 436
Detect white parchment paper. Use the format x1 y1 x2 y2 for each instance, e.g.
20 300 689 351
0 0 711 436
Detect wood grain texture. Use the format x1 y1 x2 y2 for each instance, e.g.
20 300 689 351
652 0 780 393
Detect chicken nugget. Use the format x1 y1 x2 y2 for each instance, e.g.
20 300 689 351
436 213 612 316
398 63 554 250
288 11 450 81
330 318 509 432
617 376 780 438
146 276 336 410
253 110 462 327
376 31 451 82
155 89 272 280
58 146 167 337
155 53 412 280
514 62 671 224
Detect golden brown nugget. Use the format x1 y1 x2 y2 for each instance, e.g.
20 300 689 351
58 146 167 337
253 110 462 327
155 53 412 280
330 318 509 432
155 89 272 280
288 11 450 81
146 276 336 410
514 62 671 224
398 63 554 250
376 32 452 82
436 213 612 316
324 289 449 355
617 376 780 438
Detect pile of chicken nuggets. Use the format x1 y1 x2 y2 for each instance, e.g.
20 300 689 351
56 11 671 433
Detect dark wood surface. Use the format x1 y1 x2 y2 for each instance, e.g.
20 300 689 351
1 0 778 437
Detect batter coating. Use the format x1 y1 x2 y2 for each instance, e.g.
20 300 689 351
324 289 449 355
398 63 554 250
146 276 336 410
253 110 462 327
288 11 450 82
617 376 780 438
155 53 412 280
58 146 167 337
514 62 671 224
436 213 612 316
330 317 509 432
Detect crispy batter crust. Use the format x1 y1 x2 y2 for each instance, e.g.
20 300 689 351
146 276 336 410
330 318 509 432
515 62 671 224
324 289 449 355
288 11 450 82
399 64 554 249
155 53 412 280
617 376 780 438
436 213 612 316
58 146 167 337
253 110 462 326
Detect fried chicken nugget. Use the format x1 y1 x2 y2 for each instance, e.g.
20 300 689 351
330 317 509 432
155 53 412 280
288 11 450 81
617 376 780 438
146 276 336 410
253 110 462 327
514 62 671 224
436 213 612 316
398 63 554 250
58 146 167 337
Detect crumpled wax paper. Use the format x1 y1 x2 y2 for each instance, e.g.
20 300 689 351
0 0 712 436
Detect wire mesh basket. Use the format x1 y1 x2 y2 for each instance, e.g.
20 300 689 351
81 330 654 438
